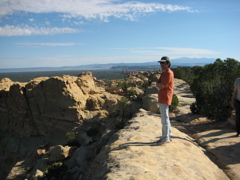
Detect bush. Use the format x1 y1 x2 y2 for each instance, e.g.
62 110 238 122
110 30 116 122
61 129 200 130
115 116 125 129
118 97 129 117
170 94 179 112
66 131 80 146
121 81 130 93
66 132 75 141
190 102 199 114
128 89 137 97
44 162 67 179
177 58 240 121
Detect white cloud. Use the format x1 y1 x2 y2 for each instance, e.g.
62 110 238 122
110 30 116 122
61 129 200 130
0 1 197 36
0 25 81 36
132 47 219 55
45 21 51 25
0 0 196 21
73 21 85 25
156 47 218 55
15 42 85 47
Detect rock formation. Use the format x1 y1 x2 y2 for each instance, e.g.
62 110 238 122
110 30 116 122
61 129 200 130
1 75 113 137
142 82 159 113
0 73 141 179
0 72 239 180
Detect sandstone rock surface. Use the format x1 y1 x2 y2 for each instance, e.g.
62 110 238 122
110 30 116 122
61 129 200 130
173 79 195 116
84 109 229 180
196 129 240 180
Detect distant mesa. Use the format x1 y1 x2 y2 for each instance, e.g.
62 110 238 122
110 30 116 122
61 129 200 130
0 57 216 72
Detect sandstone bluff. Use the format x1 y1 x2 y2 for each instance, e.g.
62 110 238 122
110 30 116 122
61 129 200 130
0 71 239 179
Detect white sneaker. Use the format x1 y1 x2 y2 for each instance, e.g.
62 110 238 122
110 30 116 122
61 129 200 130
156 137 172 142
156 139 171 145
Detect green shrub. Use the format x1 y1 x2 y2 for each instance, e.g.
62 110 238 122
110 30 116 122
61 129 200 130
119 97 129 112
118 97 129 117
170 94 179 112
44 162 67 179
190 102 199 114
128 89 137 97
121 81 130 93
175 58 240 121
115 116 125 129
66 131 80 146
65 132 76 141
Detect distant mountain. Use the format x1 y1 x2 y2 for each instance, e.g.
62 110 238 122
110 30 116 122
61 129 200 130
0 57 216 72
110 57 216 70
171 57 216 66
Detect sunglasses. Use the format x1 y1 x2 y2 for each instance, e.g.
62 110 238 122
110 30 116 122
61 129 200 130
160 62 166 64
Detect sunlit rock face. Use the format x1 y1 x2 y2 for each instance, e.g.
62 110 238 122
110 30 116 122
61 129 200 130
0 73 136 179
0 74 127 138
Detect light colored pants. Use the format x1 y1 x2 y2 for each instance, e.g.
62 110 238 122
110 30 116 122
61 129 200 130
159 103 171 140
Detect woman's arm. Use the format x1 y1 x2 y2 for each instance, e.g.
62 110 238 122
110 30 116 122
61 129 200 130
156 83 165 89
231 87 238 108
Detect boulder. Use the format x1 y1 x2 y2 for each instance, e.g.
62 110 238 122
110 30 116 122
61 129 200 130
36 148 46 158
30 169 44 179
0 78 16 91
142 94 159 113
34 169 44 178
87 95 105 110
49 145 71 162
76 75 100 94
145 82 158 95
105 94 120 105
142 81 159 113
149 72 161 82
127 87 144 100
126 77 144 87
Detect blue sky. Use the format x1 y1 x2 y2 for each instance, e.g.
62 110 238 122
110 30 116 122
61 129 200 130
0 0 239 68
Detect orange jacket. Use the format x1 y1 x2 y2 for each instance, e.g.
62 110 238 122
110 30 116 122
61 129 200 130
157 69 174 105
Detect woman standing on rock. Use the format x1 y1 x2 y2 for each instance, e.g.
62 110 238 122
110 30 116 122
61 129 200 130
231 78 240 137
156 56 174 145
